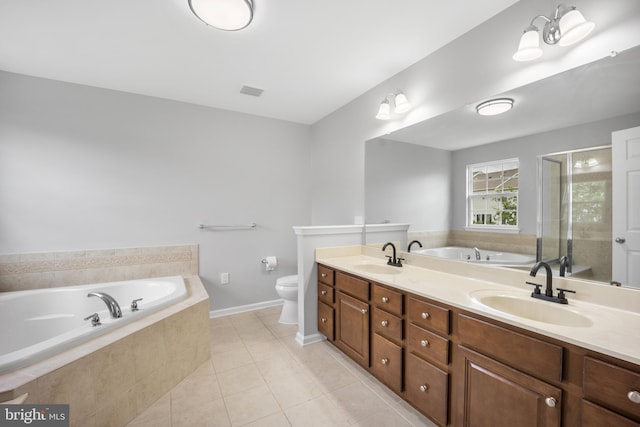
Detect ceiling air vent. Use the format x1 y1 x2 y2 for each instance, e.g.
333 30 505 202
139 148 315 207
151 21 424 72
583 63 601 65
240 85 264 97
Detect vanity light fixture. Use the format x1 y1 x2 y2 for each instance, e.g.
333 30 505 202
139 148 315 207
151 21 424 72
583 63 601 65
513 4 594 62
188 0 254 31
574 158 598 168
376 91 412 120
476 98 514 116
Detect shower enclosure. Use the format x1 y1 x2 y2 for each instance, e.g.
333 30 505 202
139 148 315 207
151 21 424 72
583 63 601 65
537 146 612 281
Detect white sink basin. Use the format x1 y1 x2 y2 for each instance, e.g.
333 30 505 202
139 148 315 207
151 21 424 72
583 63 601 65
470 290 592 328
352 263 402 275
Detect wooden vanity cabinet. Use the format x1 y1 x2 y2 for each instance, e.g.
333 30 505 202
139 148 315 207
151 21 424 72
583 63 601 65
316 264 640 427
335 271 370 367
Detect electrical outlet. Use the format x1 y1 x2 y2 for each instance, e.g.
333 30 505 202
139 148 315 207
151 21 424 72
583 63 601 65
220 272 230 285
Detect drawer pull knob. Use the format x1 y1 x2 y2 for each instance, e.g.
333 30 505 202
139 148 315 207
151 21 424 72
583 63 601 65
545 397 557 408
381 358 389 365
361 308 368 315
419 384 429 392
381 296 389 303
381 320 389 327
321 290 327 295
321 273 327 278
628 390 640 404
420 339 429 347
421 312 430 319
321 317 327 323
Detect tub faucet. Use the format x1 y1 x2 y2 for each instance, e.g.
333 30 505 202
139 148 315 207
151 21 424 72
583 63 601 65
559 256 569 277
382 242 403 267
407 240 423 253
88 292 123 318
473 247 481 260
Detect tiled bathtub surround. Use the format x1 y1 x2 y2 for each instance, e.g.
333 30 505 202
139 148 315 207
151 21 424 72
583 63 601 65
0 276 210 427
0 244 198 292
407 230 536 255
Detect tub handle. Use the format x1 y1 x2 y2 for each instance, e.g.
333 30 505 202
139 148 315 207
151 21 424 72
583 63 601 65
131 298 143 311
84 313 101 327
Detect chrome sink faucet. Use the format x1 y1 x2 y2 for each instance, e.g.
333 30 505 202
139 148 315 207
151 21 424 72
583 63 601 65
473 247 481 260
527 261 575 304
382 242 403 267
88 292 123 318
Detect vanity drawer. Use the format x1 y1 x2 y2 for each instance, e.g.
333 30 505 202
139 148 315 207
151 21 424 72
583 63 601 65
371 333 403 394
583 356 640 420
318 265 334 286
318 301 334 341
405 352 449 426
372 307 403 344
581 400 640 427
458 314 563 383
407 297 450 336
407 323 449 366
318 282 334 305
372 284 403 316
336 271 369 301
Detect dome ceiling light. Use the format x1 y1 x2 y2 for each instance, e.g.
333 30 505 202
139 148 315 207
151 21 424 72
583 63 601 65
476 98 514 116
188 0 254 31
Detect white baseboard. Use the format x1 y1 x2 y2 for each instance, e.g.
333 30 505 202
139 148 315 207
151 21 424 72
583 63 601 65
209 299 284 318
295 332 326 347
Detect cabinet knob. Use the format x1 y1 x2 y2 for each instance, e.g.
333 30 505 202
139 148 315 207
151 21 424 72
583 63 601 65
321 317 327 323
381 358 389 365
321 273 327 278
321 290 327 295
381 320 389 327
361 308 368 315
419 384 429 392
545 397 557 408
628 390 640 404
381 296 389 303
420 339 429 347
421 312 430 319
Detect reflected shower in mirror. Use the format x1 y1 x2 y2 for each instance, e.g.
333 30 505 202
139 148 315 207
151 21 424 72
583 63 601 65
537 146 612 283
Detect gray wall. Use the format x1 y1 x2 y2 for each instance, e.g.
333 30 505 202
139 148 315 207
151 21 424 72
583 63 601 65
451 113 640 234
0 71 312 311
365 138 451 231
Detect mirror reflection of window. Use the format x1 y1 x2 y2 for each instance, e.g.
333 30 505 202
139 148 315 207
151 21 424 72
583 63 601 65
467 159 519 229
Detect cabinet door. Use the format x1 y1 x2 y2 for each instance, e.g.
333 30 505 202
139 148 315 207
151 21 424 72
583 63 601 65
335 291 370 367
456 346 561 427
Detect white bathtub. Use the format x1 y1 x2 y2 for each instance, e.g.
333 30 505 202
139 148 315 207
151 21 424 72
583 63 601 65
0 276 187 373
412 246 536 266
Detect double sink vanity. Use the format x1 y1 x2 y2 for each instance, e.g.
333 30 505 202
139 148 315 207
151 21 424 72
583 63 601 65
315 245 640 427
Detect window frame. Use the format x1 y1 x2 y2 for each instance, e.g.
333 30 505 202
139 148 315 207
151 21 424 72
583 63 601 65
466 158 520 232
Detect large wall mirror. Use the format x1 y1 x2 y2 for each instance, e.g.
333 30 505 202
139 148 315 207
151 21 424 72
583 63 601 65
364 46 640 289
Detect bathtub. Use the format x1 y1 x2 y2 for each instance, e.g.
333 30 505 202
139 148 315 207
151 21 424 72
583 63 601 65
0 276 187 373
412 246 536 266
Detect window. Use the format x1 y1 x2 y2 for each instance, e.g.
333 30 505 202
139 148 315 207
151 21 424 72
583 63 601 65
467 158 519 230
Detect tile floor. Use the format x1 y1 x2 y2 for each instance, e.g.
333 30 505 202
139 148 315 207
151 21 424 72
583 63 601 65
126 306 437 427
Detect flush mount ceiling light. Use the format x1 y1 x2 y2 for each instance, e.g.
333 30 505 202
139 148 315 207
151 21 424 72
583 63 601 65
188 0 254 31
476 98 514 116
376 91 412 120
513 4 594 62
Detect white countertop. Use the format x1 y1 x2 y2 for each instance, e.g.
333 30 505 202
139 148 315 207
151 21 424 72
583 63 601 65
316 251 640 366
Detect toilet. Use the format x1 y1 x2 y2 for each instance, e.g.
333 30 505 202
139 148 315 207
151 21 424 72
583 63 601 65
275 275 298 324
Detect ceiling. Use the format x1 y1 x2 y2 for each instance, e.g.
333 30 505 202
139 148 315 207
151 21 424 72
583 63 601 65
0 0 518 125
386 45 640 151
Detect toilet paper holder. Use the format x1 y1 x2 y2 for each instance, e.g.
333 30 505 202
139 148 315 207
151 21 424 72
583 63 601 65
261 256 278 271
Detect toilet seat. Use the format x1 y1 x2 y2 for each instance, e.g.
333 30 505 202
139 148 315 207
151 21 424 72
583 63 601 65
276 275 298 287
